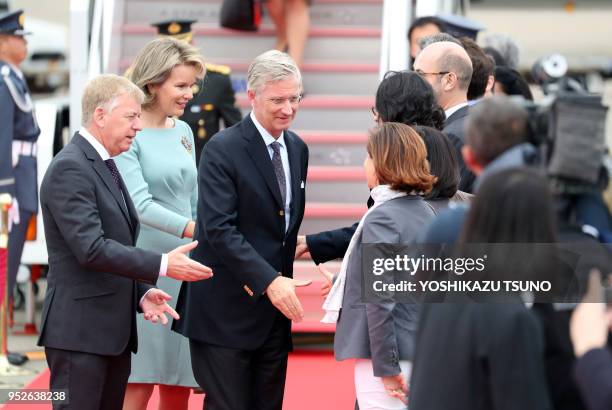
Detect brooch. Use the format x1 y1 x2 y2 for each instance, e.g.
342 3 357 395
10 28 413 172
181 136 193 155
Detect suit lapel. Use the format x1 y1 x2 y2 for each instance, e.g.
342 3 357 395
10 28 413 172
284 132 302 235
243 117 284 208
73 134 134 231
445 105 469 127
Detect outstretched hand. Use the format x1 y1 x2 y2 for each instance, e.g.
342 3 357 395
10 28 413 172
266 276 312 322
166 241 214 281
142 288 180 325
317 264 334 297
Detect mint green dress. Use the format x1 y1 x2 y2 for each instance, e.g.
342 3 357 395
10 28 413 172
115 119 198 387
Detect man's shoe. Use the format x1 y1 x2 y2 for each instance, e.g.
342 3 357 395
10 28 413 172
7 352 28 366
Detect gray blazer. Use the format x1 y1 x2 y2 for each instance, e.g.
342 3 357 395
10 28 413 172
334 195 436 377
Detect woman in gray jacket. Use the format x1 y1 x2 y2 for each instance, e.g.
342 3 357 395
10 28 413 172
321 122 437 409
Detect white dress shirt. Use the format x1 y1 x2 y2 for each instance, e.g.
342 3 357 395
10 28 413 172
444 102 469 120
250 112 292 231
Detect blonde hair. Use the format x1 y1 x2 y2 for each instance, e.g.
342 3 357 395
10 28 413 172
247 50 302 93
125 37 206 109
367 122 437 194
81 74 144 126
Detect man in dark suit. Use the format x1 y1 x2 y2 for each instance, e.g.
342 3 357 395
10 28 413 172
413 40 476 192
152 19 242 165
174 50 310 410
37 74 213 410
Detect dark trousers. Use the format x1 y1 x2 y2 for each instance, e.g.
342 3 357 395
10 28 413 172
7 210 33 299
189 317 289 410
45 346 131 410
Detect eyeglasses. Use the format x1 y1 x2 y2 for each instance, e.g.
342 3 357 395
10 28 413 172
267 94 303 105
415 70 450 77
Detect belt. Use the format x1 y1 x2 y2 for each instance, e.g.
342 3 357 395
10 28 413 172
12 141 37 157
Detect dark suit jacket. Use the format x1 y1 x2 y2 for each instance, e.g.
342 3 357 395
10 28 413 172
409 303 552 410
443 105 476 193
37 133 161 356
173 115 309 350
574 347 612 410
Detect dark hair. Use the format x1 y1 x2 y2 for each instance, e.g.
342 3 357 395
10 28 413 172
494 66 533 101
459 169 557 285
483 46 507 67
461 168 557 243
465 96 528 165
459 37 494 100
413 126 459 199
375 71 446 130
408 16 446 42
367 122 437 194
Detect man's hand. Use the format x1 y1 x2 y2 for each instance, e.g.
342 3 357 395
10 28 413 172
295 235 309 259
382 373 408 404
316 264 334 297
570 269 611 357
7 198 20 232
141 288 180 325
266 276 312 322
167 241 213 281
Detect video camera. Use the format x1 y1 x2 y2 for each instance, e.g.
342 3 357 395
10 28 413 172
517 54 609 194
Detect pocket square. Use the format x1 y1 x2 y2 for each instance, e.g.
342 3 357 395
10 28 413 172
300 180 305 189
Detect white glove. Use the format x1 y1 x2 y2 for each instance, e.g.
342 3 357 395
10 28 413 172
8 198 20 232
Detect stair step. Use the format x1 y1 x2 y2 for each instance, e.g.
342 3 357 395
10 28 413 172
300 131 368 167
123 0 383 29
119 30 380 66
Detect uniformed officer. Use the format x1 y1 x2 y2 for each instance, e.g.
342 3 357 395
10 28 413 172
152 19 242 164
0 10 40 309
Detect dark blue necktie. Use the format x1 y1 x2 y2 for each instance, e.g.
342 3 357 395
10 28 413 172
270 142 286 205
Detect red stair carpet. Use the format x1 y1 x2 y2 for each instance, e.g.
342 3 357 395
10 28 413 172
1 351 355 410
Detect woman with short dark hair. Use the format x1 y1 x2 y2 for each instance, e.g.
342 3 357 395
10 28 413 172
374 71 446 130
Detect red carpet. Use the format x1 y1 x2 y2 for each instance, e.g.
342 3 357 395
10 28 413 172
1 351 355 410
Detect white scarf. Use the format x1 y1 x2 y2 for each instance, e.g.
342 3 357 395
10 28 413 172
321 185 408 323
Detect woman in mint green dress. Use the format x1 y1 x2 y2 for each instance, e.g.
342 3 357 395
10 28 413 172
115 37 205 410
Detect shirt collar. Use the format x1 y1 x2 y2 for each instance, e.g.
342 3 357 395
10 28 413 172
250 111 286 149
444 102 469 120
79 127 111 161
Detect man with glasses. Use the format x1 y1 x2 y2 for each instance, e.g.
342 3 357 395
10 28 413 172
174 50 310 410
413 40 476 192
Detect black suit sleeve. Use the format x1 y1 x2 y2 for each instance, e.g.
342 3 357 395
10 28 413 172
218 75 242 128
43 159 160 284
574 348 612 410
445 131 476 193
200 138 279 298
306 222 358 264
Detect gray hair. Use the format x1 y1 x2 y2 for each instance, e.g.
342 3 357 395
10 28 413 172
125 37 205 109
81 74 144 126
484 34 520 69
247 50 302 93
419 32 461 50
466 96 528 165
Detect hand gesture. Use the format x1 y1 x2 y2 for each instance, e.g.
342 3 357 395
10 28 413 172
316 264 334 297
295 235 309 259
142 288 180 325
570 269 611 357
266 276 311 322
382 373 408 404
166 241 213 281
